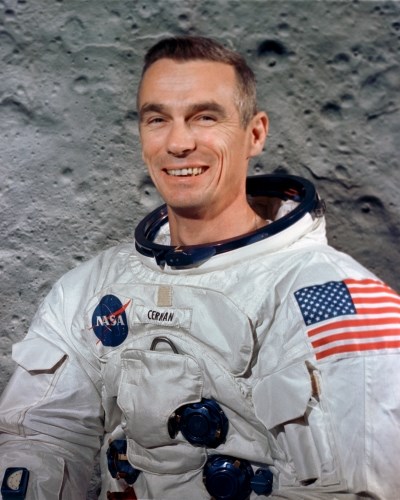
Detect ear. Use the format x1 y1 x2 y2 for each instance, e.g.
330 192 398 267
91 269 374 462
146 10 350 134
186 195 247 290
248 112 269 158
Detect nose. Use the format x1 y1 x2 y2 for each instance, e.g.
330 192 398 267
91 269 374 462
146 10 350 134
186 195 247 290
166 120 196 157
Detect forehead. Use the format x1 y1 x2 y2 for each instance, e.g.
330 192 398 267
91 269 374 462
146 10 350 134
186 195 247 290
138 59 238 108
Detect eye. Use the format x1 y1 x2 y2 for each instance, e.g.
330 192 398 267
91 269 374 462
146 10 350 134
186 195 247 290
143 115 168 128
147 116 165 125
194 114 217 125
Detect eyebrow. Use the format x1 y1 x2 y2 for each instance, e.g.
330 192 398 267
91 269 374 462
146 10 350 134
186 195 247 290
139 101 227 121
139 103 166 120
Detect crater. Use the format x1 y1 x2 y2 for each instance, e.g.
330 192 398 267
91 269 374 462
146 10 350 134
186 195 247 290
257 39 288 57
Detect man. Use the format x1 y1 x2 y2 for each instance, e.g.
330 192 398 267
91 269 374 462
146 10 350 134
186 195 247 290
0 36 399 500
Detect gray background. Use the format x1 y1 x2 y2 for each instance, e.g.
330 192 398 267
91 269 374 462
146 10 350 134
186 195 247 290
1 0 399 403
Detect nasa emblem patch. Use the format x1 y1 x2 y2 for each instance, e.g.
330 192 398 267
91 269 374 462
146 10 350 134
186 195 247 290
91 294 131 347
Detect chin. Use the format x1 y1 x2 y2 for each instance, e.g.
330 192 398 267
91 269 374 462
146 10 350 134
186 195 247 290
168 199 207 216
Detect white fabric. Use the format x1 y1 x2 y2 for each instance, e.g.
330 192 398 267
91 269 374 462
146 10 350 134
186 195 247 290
0 208 399 499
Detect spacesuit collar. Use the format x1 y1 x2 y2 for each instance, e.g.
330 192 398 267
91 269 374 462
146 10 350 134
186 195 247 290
134 174 325 270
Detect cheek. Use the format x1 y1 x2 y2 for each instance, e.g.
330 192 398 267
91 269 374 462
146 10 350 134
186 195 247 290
203 132 234 159
214 128 248 154
141 143 162 168
214 136 247 167
140 130 165 160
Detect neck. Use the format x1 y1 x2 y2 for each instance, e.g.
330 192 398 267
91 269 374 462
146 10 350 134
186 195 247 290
167 202 267 246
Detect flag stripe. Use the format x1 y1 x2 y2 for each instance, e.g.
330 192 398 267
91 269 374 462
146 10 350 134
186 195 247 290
309 316 400 336
346 284 396 294
345 278 387 286
315 340 400 360
356 307 400 315
311 328 400 348
352 295 400 306
347 285 390 295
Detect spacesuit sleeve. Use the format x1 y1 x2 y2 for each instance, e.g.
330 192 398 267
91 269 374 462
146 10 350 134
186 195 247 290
0 281 104 499
254 269 400 499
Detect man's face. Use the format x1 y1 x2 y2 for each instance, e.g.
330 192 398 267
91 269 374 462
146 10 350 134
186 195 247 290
138 59 267 218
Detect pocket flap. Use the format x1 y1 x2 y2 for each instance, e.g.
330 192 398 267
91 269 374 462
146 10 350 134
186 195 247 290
118 348 203 448
253 362 311 429
12 337 67 373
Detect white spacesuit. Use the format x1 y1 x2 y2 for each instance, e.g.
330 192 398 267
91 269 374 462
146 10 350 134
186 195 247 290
0 175 399 500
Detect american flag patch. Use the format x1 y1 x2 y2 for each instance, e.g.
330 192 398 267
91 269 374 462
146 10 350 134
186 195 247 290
294 278 400 360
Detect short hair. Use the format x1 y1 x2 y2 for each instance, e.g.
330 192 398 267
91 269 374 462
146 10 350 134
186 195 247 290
138 36 257 128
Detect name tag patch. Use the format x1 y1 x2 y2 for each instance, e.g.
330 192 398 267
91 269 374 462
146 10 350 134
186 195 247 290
134 305 192 330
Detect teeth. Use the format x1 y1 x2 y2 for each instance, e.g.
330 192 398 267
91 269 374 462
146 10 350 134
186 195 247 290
167 167 205 176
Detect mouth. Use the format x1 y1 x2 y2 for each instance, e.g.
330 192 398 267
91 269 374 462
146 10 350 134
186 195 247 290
165 167 206 177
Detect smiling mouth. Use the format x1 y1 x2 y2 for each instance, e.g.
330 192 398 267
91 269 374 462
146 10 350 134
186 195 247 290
166 167 206 177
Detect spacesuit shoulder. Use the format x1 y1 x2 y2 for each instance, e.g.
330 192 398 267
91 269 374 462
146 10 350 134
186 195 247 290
56 242 134 293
